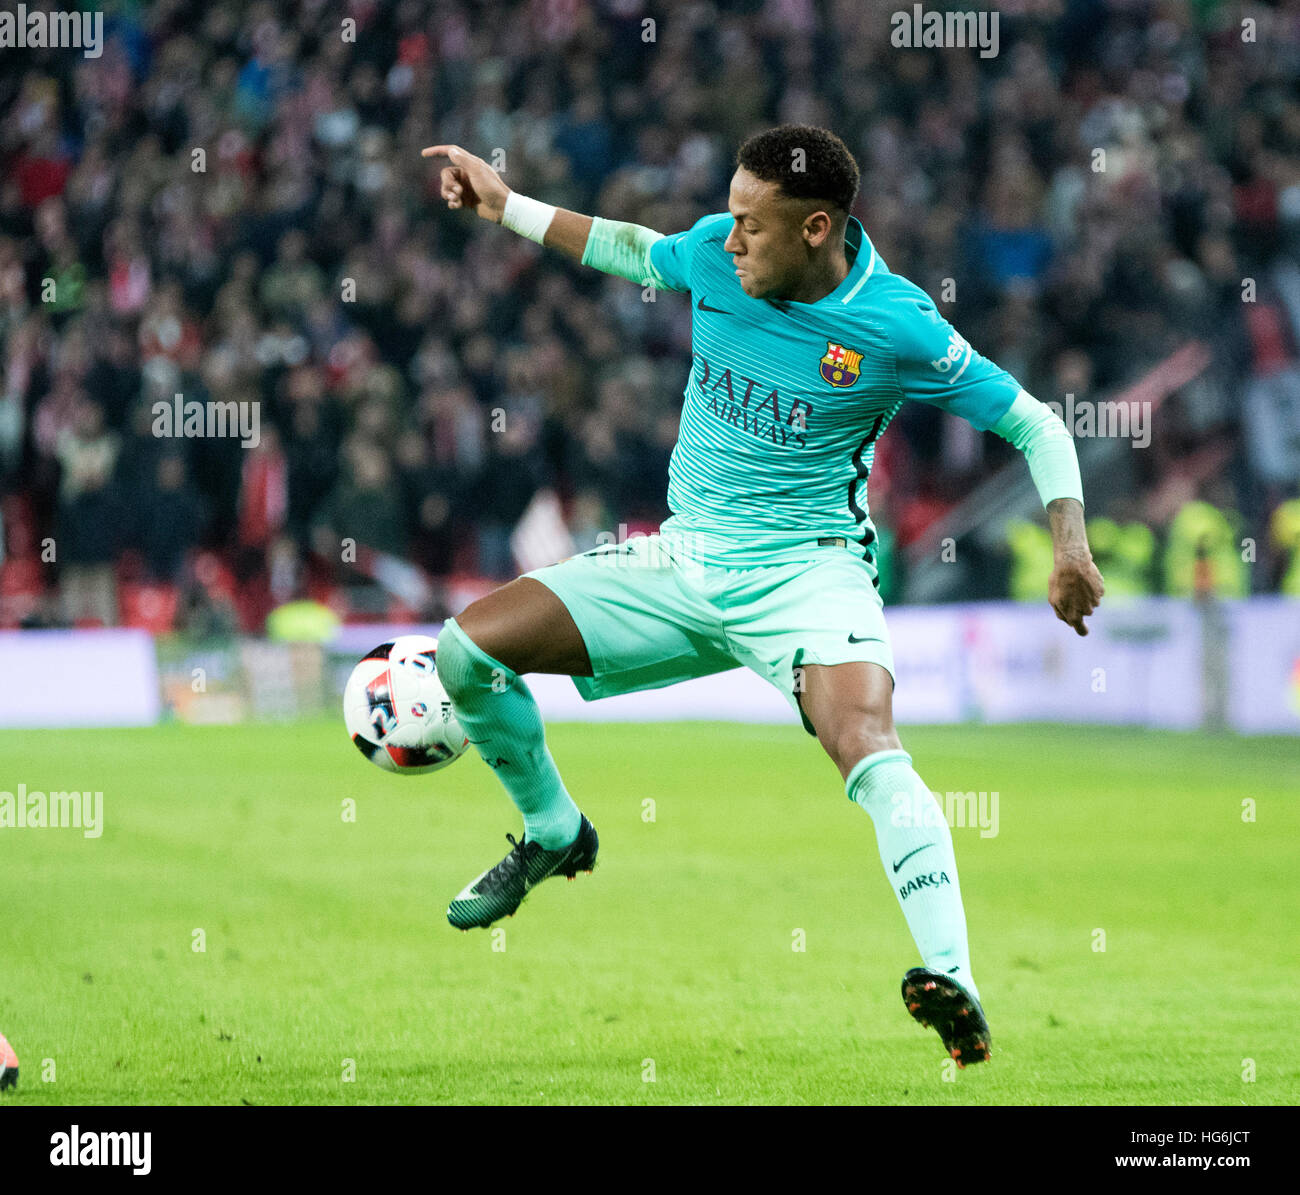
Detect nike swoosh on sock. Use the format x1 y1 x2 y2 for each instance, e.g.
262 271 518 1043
892 843 934 873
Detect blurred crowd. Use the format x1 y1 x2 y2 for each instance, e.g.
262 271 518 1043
2 0 1300 631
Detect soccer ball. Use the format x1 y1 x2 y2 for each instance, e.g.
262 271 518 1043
343 635 469 775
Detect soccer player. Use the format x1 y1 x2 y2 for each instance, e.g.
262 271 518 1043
422 125 1104 1067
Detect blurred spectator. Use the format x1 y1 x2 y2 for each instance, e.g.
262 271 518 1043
131 454 207 583
55 399 120 625
1165 500 1249 599
260 230 326 322
1271 498 1300 595
234 417 286 544
475 413 549 579
1084 518 1156 597
313 436 410 560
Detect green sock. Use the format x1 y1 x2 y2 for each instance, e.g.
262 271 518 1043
436 618 582 850
846 749 979 1002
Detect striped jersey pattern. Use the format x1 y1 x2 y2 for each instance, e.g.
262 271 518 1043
646 212 1022 565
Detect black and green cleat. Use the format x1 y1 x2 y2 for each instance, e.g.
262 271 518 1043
447 814 598 930
901 967 992 1068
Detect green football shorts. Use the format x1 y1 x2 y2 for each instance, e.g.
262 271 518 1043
523 528 895 734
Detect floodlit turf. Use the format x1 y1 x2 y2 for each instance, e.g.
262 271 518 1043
1 720 1296 1105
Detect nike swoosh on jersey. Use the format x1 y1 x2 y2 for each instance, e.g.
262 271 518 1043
696 295 730 314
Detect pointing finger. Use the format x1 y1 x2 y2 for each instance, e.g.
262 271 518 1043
1054 598 1087 636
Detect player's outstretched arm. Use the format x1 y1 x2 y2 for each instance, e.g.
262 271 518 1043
991 392 1104 635
421 144 593 259
1046 496 1105 636
422 144 671 287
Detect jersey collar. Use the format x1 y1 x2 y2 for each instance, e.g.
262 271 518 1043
766 215 878 309
827 216 877 306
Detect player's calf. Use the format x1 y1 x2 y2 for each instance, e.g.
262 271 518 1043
437 617 583 849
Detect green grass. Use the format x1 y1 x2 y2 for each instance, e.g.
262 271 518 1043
1 721 1297 1105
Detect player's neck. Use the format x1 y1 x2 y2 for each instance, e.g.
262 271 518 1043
784 247 850 304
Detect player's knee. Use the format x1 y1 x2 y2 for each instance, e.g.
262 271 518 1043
822 720 902 777
435 618 486 702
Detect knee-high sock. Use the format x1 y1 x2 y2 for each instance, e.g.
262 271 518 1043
436 617 582 849
846 748 979 1001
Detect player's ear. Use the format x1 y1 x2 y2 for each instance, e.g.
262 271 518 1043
803 209 833 248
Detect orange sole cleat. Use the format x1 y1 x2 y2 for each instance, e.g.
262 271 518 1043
900 968 992 1067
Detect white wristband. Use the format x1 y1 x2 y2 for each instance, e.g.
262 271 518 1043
501 191 557 244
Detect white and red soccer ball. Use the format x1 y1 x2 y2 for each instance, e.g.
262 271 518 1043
344 635 469 775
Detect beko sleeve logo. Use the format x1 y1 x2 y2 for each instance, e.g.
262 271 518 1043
929 330 972 381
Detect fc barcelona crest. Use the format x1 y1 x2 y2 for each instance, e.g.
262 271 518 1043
819 341 863 387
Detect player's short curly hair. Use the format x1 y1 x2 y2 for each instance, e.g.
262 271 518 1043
736 125 860 216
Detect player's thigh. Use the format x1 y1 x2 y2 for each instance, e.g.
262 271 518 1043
455 538 731 686
518 538 735 695
724 550 901 774
453 576 593 676
799 661 902 779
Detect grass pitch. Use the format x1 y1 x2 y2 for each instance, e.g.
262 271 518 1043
1 720 1296 1105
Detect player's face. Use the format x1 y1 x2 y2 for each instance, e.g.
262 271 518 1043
724 169 826 300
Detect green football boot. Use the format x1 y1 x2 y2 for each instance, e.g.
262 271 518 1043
447 815 598 930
